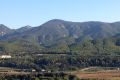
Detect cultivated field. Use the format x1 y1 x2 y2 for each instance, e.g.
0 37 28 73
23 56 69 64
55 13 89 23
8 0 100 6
73 67 120 80
0 67 120 80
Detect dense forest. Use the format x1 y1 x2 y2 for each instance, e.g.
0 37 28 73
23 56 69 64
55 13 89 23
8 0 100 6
0 36 120 71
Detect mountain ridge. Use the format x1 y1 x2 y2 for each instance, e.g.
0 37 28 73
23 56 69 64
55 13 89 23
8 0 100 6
1 19 120 46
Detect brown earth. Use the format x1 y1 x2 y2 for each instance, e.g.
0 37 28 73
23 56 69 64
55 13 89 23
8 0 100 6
74 70 120 80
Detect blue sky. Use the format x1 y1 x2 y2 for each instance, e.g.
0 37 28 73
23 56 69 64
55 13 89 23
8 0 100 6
0 0 120 29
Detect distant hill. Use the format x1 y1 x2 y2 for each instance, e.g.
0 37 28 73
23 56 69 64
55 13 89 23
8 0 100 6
0 24 13 36
0 19 120 52
16 25 32 33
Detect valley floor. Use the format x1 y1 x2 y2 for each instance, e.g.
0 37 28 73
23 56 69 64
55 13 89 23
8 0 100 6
0 67 120 80
71 67 120 80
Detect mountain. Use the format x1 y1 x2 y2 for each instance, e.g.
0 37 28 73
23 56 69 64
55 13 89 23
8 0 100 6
0 25 33 41
16 25 32 33
0 24 13 36
1 19 120 47
1 20 120 71
17 20 120 45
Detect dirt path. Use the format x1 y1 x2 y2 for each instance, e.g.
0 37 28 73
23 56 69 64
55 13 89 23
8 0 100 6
80 67 97 71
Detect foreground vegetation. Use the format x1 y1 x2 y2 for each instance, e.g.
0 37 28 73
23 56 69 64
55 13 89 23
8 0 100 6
0 54 120 72
0 67 119 80
0 72 69 80
0 36 120 70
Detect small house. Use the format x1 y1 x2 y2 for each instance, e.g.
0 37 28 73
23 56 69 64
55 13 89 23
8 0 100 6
0 55 11 59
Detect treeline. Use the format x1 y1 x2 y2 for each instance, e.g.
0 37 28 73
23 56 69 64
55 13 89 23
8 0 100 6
0 54 120 71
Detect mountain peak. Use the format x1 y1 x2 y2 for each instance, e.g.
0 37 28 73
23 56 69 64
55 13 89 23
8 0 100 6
49 19 64 22
45 19 66 24
0 24 12 36
16 25 32 32
0 24 4 26
23 25 32 28
0 24 11 30
0 24 9 29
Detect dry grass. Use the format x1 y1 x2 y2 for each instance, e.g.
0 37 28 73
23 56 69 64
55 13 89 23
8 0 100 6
72 68 120 80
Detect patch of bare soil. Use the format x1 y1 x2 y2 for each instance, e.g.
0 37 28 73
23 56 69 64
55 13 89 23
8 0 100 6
74 70 120 80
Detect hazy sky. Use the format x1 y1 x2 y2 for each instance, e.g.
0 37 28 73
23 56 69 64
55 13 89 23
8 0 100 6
0 0 120 29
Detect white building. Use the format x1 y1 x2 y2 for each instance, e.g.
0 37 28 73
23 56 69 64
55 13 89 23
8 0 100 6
0 55 11 59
